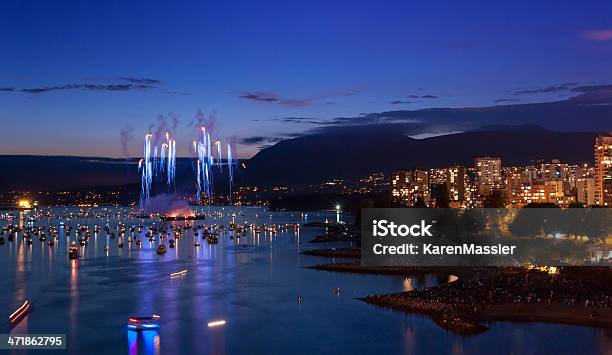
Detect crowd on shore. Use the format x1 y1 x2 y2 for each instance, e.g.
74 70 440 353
361 267 612 334
384 268 611 311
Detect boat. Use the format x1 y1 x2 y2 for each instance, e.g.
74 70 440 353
207 320 226 327
48 240 54 247
127 314 160 331
168 239 175 248
0 236 4 245
9 300 30 325
170 269 188 277
157 245 167 255
161 214 206 221
69 243 78 259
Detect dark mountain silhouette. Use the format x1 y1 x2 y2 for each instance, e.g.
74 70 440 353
0 156 139 192
241 124 597 186
0 156 232 194
472 123 551 132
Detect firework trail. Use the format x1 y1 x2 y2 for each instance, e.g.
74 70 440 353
140 134 153 209
138 158 145 206
207 133 213 165
227 144 233 203
206 132 213 196
165 133 173 188
195 159 201 201
204 157 211 199
215 141 222 172
195 128 209 202
169 139 176 188
159 142 167 173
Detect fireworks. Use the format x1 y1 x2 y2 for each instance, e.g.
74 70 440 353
228 144 233 203
139 134 153 208
193 127 227 203
194 129 209 201
167 138 176 188
215 141 222 172
196 159 202 201
139 132 177 209
139 126 234 209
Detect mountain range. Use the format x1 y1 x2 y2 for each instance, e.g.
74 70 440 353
241 124 597 186
0 124 599 192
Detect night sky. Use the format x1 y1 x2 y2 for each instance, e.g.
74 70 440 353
1 1 611 158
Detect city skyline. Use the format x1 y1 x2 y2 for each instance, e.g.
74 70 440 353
1 1 612 158
2 131 609 208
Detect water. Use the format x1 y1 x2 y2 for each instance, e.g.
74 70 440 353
0 207 610 355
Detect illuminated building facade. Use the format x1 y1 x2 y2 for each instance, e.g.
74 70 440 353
576 177 596 206
474 157 502 196
428 168 447 185
519 181 574 206
541 159 568 181
520 183 556 204
594 132 612 206
505 169 531 206
391 169 429 206
446 166 468 206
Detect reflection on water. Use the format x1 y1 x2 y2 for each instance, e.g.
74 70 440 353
0 206 610 355
403 277 413 291
9 314 29 335
127 329 160 355
70 259 78 323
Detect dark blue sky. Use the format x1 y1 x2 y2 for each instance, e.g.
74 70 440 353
1 1 611 157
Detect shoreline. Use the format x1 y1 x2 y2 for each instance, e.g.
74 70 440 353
306 261 494 280
301 248 361 259
362 295 612 335
305 255 612 335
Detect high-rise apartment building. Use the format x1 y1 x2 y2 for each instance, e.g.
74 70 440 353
541 159 568 181
474 157 502 196
391 169 429 206
576 177 596 206
446 166 468 206
594 132 612 206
